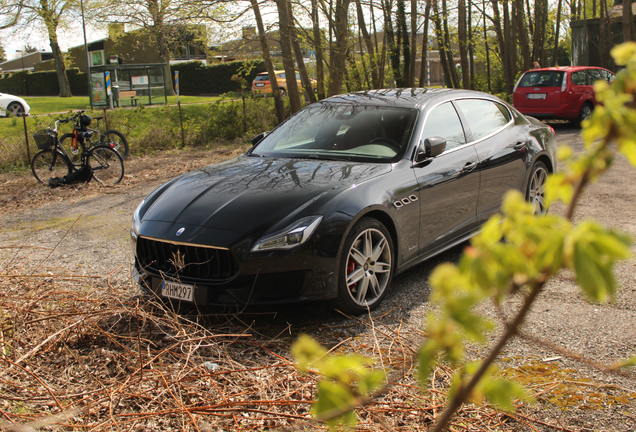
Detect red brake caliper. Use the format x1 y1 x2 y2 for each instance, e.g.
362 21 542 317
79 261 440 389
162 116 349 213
347 259 357 290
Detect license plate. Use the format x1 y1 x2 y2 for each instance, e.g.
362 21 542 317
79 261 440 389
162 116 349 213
161 280 194 302
255 83 265 87
528 93 546 99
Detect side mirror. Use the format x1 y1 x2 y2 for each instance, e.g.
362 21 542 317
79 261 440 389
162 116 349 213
415 136 446 162
251 131 270 146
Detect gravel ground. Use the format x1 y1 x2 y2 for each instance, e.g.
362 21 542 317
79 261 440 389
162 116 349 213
0 123 635 431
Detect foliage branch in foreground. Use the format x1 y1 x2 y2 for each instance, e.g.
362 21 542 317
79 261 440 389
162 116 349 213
291 42 636 430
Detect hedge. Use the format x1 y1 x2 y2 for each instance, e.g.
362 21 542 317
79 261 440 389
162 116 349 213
0 60 265 96
0 68 88 96
170 61 266 95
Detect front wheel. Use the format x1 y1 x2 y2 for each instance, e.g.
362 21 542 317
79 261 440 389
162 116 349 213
88 145 124 185
527 161 549 215
31 149 72 183
100 130 129 160
337 218 394 315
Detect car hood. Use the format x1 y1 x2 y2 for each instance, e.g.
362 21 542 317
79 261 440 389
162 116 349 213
142 155 391 233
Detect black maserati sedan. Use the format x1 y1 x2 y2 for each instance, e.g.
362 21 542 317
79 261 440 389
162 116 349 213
131 88 556 314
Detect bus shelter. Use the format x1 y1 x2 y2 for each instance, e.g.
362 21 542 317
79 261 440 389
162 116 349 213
88 64 168 109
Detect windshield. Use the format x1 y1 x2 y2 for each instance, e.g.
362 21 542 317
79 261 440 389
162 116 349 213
518 71 564 87
251 104 418 163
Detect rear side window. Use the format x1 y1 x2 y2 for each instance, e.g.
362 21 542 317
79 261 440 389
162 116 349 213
454 99 511 142
518 71 564 88
422 102 466 151
571 71 587 85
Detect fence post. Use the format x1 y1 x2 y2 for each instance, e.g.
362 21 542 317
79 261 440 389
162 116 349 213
178 100 185 148
242 95 247 134
22 114 30 164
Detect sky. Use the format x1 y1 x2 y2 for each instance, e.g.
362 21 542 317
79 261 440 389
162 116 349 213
1 22 106 61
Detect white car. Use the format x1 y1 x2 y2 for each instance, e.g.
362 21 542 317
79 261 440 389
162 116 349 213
0 93 30 117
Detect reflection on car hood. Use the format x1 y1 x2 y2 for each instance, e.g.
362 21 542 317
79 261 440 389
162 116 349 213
142 155 391 232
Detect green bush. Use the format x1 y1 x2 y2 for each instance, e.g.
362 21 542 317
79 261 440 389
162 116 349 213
0 68 88 96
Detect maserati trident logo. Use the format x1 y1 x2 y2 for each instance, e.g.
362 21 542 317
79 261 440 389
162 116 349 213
170 250 186 273
176 227 185 236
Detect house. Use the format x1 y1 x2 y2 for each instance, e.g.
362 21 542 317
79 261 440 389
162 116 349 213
0 51 54 75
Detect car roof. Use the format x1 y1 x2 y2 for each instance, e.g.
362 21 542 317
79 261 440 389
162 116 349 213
525 65 611 73
257 70 292 75
318 88 503 110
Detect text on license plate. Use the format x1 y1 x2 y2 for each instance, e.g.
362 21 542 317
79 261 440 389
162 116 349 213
527 93 546 99
161 280 194 302
256 83 265 87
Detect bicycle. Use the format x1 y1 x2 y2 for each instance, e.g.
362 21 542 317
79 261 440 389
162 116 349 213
59 111 130 160
31 117 124 186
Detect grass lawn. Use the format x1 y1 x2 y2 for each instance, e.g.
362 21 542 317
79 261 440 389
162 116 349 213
23 95 220 115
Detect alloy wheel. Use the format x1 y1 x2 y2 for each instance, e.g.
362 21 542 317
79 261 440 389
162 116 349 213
345 228 392 306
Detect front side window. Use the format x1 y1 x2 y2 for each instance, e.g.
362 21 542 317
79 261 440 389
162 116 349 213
454 99 510 142
518 71 564 87
421 102 466 151
252 104 418 163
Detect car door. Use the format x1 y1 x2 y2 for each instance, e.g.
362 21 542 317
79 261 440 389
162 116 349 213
453 99 528 222
413 101 480 254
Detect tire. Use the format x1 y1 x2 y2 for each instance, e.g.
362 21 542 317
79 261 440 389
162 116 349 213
31 149 72 183
527 161 549 215
88 145 124 185
7 102 25 116
100 130 129 160
575 102 593 127
337 218 394 315
279 88 287 97
59 133 81 162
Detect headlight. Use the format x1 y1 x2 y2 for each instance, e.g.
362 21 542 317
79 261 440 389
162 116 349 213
132 200 144 234
251 215 323 252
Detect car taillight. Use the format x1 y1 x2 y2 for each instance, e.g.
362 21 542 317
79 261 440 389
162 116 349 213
265 80 271 84
548 125 556 135
561 72 567 92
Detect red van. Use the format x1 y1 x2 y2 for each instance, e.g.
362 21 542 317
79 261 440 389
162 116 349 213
513 66 615 125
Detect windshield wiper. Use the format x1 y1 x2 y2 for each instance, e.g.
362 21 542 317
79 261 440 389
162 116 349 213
306 154 352 161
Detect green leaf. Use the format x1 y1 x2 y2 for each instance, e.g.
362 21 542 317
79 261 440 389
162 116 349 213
314 380 358 429
291 334 327 372
482 378 530 411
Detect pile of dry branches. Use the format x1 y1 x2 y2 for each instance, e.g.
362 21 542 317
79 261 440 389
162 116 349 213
0 241 583 431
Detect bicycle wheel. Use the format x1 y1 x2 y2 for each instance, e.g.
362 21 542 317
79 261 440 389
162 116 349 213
59 133 81 163
88 145 124 185
100 130 129 160
31 149 73 183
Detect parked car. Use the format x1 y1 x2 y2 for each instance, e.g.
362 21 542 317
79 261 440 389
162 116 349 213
513 65 615 125
251 70 315 96
131 88 557 314
0 93 30 117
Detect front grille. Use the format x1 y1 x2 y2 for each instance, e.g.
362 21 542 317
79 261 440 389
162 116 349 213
136 237 238 280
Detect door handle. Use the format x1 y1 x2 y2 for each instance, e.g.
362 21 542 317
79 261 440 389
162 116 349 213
462 161 477 173
513 141 527 151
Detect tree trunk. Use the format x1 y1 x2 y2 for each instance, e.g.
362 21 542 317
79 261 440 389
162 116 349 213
624 0 634 42
419 0 432 86
432 0 452 87
409 0 417 87
327 0 352 96
384 0 403 87
288 0 317 103
42 9 72 97
468 0 475 88
515 0 531 71
491 0 514 93
442 0 460 88
355 0 380 88
276 0 302 113
502 0 515 89
311 0 326 100
458 0 470 89
551 0 562 66
251 0 285 122
484 0 492 93
396 0 410 86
